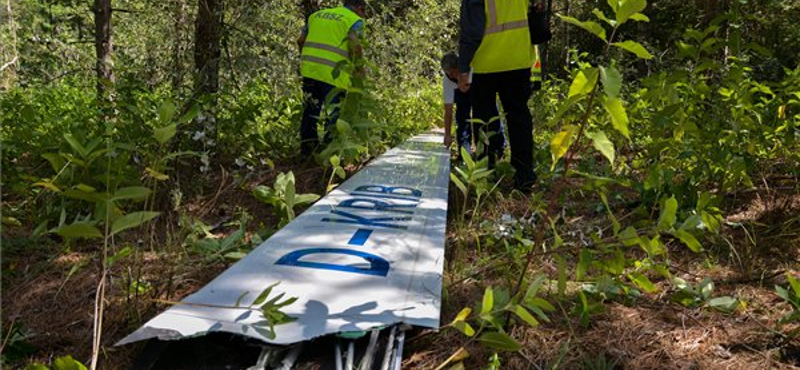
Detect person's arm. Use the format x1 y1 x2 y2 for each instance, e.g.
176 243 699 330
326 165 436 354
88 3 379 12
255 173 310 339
458 0 485 92
298 24 308 50
348 20 364 58
348 30 362 59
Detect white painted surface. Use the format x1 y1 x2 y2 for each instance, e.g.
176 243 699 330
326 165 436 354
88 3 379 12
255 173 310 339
118 133 450 345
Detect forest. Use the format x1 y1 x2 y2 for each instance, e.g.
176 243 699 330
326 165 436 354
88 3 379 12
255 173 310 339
1 0 799 369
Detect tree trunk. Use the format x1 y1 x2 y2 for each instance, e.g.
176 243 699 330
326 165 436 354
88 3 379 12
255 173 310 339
1 0 18 88
93 0 114 104
543 0 553 82
172 0 186 95
564 0 570 67
194 0 222 97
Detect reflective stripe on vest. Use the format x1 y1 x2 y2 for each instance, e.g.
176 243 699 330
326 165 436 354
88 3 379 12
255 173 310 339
471 0 533 74
303 41 350 58
301 7 362 89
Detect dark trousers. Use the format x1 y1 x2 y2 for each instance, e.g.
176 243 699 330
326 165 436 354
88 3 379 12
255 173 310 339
470 68 535 186
300 78 343 155
454 89 503 156
454 89 472 151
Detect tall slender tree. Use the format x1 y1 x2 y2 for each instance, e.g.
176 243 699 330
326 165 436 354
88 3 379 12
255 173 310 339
194 0 222 97
93 0 114 104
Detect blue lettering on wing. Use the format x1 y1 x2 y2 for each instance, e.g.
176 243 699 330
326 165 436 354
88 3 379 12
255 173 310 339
348 229 373 246
353 185 422 199
321 210 411 230
337 198 416 214
275 248 390 277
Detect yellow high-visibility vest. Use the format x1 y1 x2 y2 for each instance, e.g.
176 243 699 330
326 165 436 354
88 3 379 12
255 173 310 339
301 7 362 88
531 45 542 82
471 0 534 74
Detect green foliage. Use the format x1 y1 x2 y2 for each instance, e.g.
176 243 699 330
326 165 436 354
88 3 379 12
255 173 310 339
670 277 741 313
581 353 619 370
449 277 555 352
775 274 800 324
253 172 320 228
25 356 87 370
1 323 37 365
234 282 298 340
450 148 500 222
184 219 251 261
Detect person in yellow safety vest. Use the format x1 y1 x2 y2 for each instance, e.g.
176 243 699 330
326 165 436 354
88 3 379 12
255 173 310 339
531 45 543 92
458 0 541 191
296 0 366 155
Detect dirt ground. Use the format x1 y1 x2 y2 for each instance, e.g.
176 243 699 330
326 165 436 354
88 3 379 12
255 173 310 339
2 164 799 370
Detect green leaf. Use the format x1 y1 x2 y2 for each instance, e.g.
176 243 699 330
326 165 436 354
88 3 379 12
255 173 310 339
524 275 546 301
510 304 540 327
253 282 280 306
450 173 467 195
294 193 321 206
63 133 88 158
479 332 522 352
557 255 567 298
42 153 66 172
529 297 556 312
707 296 738 313
336 119 351 133
158 100 177 124
111 186 153 201
107 246 133 267
154 123 177 145
576 248 591 280
615 0 647 25
585 131 615 167
550 125 579 170
606 0 619 12
24 365 50 370
146 167 170 181
629 272 658 293
551 95 585 125
234 291 250 307
481 286 494 315
672 229 703 253
111 211 160 236
592 9 615 26
453 321 475 337
619 227 639 246
629 13 650 22
453 307 472 323
599 65 622 98
657 196 678 231
789 275 800 295
602 97 630 139
33 181 62 193
700 278 715 300
568 68 599 98
52 355 87 370
253 325 277 340
220 228 245 251
461 147 474 168
558 15 607 42
56 222 103 239
612 40 654 59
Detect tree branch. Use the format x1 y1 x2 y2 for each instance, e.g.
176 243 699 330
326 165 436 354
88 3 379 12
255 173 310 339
0 56 18 72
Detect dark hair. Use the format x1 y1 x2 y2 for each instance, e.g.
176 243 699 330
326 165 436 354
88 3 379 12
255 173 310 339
344 0 366 8
441 52 458 71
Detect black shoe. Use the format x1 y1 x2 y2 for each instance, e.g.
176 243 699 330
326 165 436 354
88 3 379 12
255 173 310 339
513 173 537 193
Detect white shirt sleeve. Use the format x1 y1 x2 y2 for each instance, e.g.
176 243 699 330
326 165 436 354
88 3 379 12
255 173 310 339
443 77 456 105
